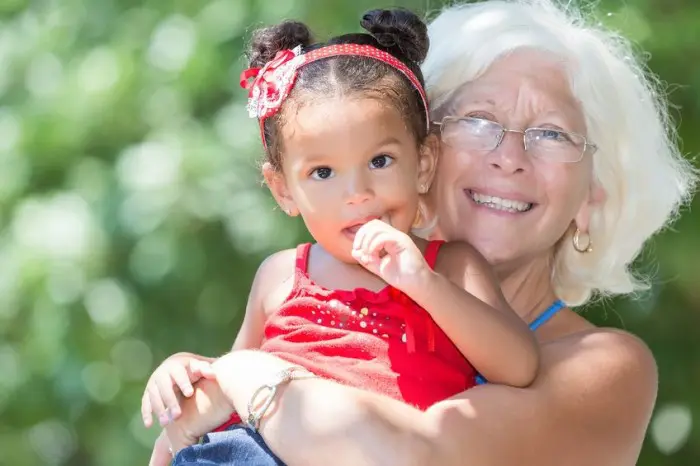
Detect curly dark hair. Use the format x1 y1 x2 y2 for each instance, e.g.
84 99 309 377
246 8 430 170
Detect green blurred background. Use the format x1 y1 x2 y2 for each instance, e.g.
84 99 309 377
0 0 697 464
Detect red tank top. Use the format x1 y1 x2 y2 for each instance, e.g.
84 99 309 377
216 241 476 430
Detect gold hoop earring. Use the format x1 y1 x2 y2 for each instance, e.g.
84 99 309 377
573 228 593 253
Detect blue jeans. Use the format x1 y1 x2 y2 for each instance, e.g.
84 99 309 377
172 425 285 466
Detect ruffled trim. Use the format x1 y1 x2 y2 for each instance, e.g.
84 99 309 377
293 270 393 303
290 270 435 353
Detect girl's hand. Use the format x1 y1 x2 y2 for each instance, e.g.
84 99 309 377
163 378 234 458
351 219 431 295
142 353 217 428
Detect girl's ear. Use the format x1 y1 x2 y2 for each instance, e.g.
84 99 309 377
262 162 299 216
416 134 439 193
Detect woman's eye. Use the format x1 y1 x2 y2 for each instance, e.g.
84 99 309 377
541 129 565 140
466 111 497 122
310 167 334 180
369 154 394 169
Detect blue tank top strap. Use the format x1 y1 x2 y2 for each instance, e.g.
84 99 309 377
528 299 566 331
474 299 566 385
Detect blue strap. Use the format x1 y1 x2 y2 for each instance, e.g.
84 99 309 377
528 299 566 331
475 299 566 385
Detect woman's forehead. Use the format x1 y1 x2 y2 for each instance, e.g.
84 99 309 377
447 53 585 126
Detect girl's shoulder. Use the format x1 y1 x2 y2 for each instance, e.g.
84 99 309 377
258 246 299 275
423 239 493 281
255 246 301 315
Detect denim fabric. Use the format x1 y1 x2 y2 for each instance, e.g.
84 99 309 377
172 425 285 466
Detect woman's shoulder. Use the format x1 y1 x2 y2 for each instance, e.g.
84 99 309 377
541 308 656 383
427 318 657 465
539 310 657 420
551 326 655 376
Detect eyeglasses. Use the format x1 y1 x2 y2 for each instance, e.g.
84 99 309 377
432 116 597 163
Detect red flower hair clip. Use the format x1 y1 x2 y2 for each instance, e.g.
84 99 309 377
239 45 305 121
239 43 430 149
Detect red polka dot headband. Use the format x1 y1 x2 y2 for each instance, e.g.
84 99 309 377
240 43 430 149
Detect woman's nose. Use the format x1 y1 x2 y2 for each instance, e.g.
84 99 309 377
488 130 529 174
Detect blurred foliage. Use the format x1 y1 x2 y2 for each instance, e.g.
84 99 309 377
0 0 697 465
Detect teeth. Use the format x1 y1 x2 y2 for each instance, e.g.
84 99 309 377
470 191 532 212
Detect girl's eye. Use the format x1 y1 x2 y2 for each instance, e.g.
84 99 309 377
310 167 334 180
370 154 394 169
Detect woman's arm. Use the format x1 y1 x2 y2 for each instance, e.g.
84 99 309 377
209 351 425 466
211 330 657 466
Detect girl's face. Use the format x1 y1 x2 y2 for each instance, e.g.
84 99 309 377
265 96 437 263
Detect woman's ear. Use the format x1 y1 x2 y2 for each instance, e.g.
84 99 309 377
574 180 606 233
417 133 440 194
262 162 298 216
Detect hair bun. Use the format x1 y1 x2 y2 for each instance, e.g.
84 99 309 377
360 9 429 64
248 21 313 68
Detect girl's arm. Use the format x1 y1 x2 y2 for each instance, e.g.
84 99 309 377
353 220 539 387
208 333 656 466
149 431 175 466
142 249 294 429
411 241 540 386
230 249 295 351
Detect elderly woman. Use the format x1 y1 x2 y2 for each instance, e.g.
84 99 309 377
152 1 696 465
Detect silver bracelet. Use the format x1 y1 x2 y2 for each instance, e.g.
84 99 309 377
246 366 317 432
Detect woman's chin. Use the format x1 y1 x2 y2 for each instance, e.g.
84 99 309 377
478 244 518 266
460 230 527 266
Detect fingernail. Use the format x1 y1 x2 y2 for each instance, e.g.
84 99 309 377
183 387 193 396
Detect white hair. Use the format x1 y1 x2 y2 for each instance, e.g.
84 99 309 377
423 0 697 305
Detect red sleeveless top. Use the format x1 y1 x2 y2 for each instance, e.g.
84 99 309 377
216 241 476 430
